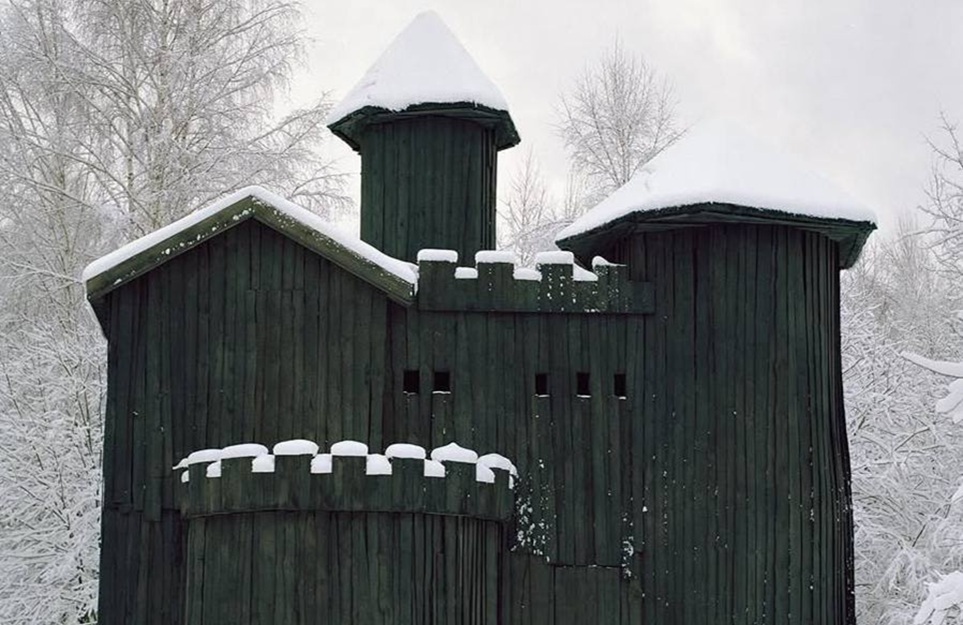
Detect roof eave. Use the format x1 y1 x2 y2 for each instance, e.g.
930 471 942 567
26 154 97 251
327 102 520 152
556 202 877 270
85 196 416 327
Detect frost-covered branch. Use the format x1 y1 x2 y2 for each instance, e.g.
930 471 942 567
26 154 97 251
556 41 682 210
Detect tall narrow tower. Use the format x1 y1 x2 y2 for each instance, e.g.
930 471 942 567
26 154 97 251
556 124 876 624
327 12 519 262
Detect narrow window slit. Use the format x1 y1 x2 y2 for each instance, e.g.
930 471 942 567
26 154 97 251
576 372 591 396
433 371 451 393
614 373 627 399
403 370 420 394
535 373 549 396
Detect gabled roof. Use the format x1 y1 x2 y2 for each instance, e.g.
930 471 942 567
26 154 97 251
326 11 519 151
555 122 876 268
83 186 417 306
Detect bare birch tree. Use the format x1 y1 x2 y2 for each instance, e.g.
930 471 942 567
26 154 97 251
923 113 963 276
879 117 963 622
498 149 560 265
0 0 345 621
843 240 963 624
557 42 682 209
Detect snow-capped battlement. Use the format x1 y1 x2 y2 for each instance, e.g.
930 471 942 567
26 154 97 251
416 249 653 314
175 439 515 522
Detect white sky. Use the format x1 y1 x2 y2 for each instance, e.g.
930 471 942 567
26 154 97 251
288 0 963 235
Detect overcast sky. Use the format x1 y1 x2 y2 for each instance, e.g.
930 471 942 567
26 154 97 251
288 0 963 235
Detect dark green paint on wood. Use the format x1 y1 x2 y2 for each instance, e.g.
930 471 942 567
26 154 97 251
359 115 498 263
95 214 858 624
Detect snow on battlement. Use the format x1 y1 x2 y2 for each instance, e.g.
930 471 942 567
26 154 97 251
416 249 653 314
175 439 515 522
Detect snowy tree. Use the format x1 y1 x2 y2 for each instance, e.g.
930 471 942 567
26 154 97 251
497 149 564 264
496 44 682 261
842 222 963 624
903 347 963 424
890 115 963 625
907 115 963 424
914 571 963 625
0 0 345 621
556 42 682 209
924 113 963 276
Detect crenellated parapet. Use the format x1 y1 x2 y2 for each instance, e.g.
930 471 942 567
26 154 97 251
416 249 654 313
175 440 515 522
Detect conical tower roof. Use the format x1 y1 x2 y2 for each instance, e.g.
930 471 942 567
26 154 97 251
327 11 518 150
556 121 876 268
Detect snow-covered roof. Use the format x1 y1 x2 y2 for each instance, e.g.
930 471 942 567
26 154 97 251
82 186 417 304
556 121 877 243
326 11 510 126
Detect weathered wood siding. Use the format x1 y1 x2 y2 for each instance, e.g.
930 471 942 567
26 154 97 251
385 306 634 568
98 218 853 624
603 224 854 625
359 116 497 262
185 511 503 625
98 219 398 623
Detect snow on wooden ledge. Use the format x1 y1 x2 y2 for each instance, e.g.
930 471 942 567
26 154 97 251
175 438 517 522
416 247 652 314
174 438 515 487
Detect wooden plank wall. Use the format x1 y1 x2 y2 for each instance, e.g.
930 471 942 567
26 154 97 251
607 223 853 625
385 305 632 569
98 218 852 624
99 220 400 624
184 512 503 625
359 116 497 262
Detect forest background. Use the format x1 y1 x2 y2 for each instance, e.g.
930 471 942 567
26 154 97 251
0 1 961 624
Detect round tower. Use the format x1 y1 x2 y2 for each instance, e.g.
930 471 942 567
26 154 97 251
556 123 876 624
327 11 519 263
176 441 515 624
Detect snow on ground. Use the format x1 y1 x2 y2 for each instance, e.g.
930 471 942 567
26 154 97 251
557 121 877 242
326 11 509 125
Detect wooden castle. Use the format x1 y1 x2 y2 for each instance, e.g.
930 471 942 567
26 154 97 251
85 12 876 625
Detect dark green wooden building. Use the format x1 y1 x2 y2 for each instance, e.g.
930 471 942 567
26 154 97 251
85 11 876 625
